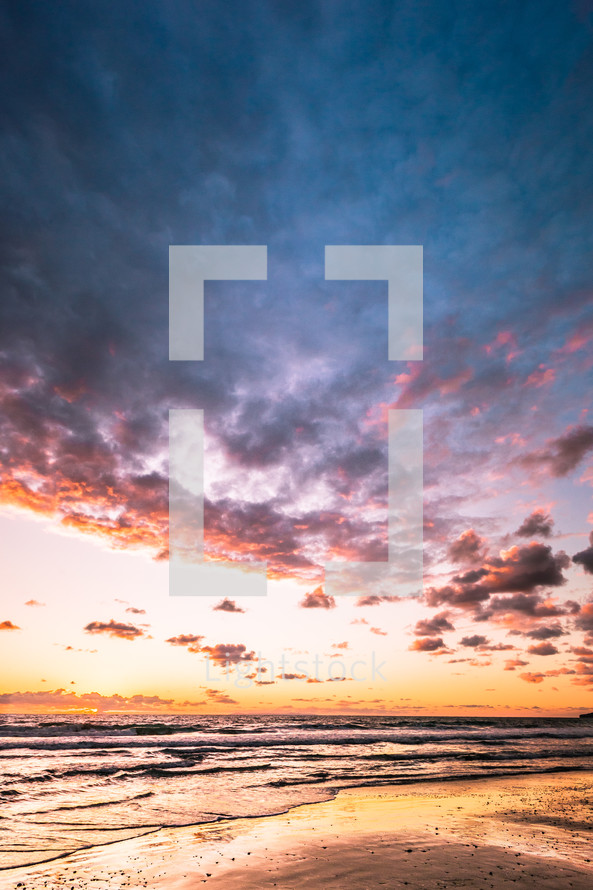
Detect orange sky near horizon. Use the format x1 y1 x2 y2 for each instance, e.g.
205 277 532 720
2 505 592 718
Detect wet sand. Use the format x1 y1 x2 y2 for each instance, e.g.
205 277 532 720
1 771 592 889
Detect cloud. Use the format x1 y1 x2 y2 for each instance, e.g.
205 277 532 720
519 672 546 684
0 620 20 631
0 0 592 621
83 619 144 640
201 643 256 666
204 688 238 705
575 602 593 633
370 626 387 636
573 532 593 574
165 633 205 653
0 689 175 712
524 364 555 388
504 658 529 671
414 611 455 636
409 637 445 652
527 642 559 656
166 634 204 645
62 645 97 654
479 642 516 651
482 592 579 620
459 634 489 648
519 425 593 477
455 635 514 653
393 359 473 410
448 529 487 563
213 598 245 613
426 543 570 612
524 623 566 640
125 606 146 615
515 509 554 539
570 646 593 658
24 599 45 607
300 586 336 609
355 595 400 606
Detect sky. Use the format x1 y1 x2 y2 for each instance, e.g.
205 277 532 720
1 0 593 716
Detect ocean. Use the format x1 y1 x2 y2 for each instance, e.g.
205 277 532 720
1 713 593 871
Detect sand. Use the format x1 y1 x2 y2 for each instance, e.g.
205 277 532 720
1 771 592 889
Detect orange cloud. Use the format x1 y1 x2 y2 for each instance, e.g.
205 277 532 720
165 634 204 653
519 672 546 684
409 637 445 652
527 642 559 656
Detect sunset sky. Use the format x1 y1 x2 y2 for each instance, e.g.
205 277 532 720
1 0 593 716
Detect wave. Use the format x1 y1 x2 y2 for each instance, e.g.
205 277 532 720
266 762 592 789
21 791 154 815
0 760 274 787
5 743 592 787
2 726 593 754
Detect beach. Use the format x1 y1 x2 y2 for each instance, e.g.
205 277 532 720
2 713 593 872
1 771 592 889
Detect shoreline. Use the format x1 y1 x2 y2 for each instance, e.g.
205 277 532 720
1 763 590 875
1 770 592 888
